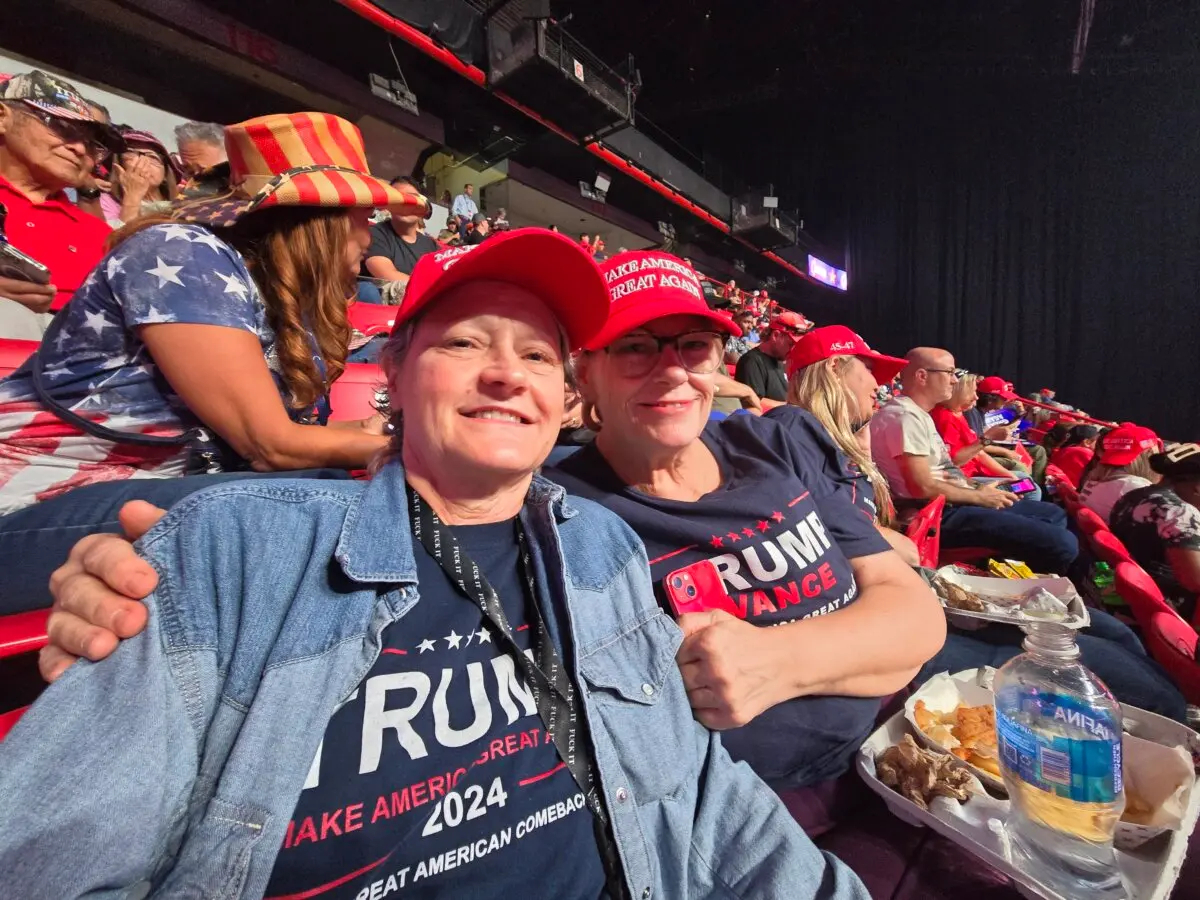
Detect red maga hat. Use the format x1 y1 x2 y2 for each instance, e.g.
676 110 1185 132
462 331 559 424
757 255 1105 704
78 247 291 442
786 324 907 382
395 228 610 351
585 250 740 350
1098 424 1161 466
977 376 1018 401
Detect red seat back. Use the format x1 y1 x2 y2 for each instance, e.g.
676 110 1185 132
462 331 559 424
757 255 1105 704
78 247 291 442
1074 505 1108 536
905 496 944 569
1088 529 1134 567
0 608 50 660
346 301 396 337
0 705 30 742
328 363 385 423
0 339 39 378
1146 610 1200 704
1114 561 1175 624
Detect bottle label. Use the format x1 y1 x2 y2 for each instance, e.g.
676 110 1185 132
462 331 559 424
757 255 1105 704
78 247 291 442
996 689 1122 803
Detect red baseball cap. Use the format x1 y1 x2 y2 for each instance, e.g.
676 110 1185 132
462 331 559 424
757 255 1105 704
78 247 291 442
770 311 812 332
977 376 1018 401
785 324 907 382
395 228 610 351
585 250 741 350
1099 424 1161 466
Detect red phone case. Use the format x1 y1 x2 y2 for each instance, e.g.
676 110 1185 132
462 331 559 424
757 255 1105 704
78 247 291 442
664 559 741 618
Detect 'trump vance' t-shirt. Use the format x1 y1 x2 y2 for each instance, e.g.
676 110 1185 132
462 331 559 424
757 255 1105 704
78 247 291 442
264 520 605 900
549 414 890 789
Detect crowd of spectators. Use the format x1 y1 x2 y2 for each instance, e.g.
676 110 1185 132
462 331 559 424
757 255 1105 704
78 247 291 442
0 65 1196 900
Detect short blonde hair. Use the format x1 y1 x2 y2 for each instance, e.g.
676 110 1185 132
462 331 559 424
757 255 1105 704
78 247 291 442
944 373 978 413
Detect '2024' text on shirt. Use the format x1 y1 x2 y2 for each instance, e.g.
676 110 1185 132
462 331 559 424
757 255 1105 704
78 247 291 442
264 518 606 900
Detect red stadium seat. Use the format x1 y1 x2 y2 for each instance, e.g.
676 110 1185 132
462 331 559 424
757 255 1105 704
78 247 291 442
1146 611 1200 704
903 495 1001 567
905 496 944 569
1114 562 1200 703
1088 529 1135 567
346 301 396 337
0 339 38 378
0 608 50 660
328 363 385 423
0 705 30 742
1074 506 1108 536
1114 561 1174 622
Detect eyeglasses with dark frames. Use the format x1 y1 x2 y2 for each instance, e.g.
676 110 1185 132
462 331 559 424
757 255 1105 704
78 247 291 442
8 104 118 160
604 330 726 378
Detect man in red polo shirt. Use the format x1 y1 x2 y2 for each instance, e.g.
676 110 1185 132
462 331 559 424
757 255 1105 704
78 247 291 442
0 71 117 339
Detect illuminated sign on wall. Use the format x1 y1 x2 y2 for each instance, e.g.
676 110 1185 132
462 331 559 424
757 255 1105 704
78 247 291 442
807 255 848 291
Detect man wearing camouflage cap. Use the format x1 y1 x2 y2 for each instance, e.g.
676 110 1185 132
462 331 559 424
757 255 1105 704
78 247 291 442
0 70 120 339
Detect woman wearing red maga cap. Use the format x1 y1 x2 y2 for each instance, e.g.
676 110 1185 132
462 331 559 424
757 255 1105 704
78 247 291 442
768 324 919 564
0 112 430 613
547 251 945 803
1080 423 1163 522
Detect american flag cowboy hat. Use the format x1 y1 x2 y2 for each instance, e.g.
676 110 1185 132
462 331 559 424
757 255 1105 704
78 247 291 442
172 112 430 227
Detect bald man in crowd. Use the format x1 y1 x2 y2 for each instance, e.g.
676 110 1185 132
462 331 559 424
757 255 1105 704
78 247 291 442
869 347 1078 573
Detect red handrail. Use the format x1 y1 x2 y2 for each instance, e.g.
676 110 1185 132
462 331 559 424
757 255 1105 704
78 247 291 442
1019 397 1114 428
334 0 812 281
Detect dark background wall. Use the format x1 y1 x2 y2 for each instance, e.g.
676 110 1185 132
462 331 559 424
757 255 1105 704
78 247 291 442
700 70 1200 436
750 72 1200 437
570 1 1200 438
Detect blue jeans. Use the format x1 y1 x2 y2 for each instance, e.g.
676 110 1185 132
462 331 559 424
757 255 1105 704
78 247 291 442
940 500 1077 573
0 470 352 615
355 279 383 304
917 610 1187 721
346 334 387 364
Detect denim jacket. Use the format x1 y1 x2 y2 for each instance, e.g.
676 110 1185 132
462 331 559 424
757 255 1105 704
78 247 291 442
0 462 867 900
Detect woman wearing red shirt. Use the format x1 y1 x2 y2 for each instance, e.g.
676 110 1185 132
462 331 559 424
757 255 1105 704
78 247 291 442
930 374 1016 480
1049 424 1101 487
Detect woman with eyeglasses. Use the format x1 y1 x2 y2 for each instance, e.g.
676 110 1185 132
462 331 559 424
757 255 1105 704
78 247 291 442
548 251 945 830
100 129 182 227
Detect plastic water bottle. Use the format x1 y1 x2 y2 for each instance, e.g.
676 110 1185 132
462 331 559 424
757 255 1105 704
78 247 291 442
994 624 1128 899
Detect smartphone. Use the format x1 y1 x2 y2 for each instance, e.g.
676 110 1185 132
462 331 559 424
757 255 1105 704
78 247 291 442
1006 476 1038 495
0 242 51 285
0 202 50 285
664 559 741 618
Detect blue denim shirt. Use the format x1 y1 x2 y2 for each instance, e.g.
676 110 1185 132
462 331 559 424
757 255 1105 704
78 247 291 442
0 462 867 900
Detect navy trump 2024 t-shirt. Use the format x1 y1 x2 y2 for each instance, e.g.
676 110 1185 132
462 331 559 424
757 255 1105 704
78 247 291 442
264 519 606 900
549 413 890 790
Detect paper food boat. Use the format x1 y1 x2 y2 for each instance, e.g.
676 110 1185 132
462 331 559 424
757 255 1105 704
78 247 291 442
903 669 1198 849
934 567 1090 630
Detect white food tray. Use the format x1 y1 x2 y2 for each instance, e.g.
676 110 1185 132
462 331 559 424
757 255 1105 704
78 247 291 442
904 669 1200 849
936 567 1091 630
859 690 1200 900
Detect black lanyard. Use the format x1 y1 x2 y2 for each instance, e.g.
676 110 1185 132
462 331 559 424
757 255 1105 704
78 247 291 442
406 484 629 900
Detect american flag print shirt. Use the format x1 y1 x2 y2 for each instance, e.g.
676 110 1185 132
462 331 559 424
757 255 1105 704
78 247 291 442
0 223 318 515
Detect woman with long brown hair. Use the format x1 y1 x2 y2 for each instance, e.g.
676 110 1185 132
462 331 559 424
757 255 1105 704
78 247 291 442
0 112 429 612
